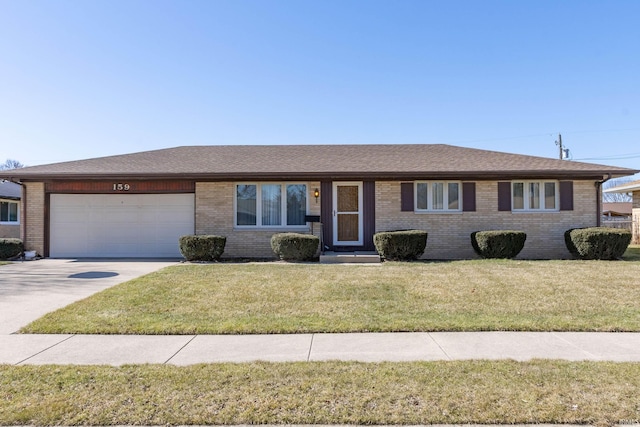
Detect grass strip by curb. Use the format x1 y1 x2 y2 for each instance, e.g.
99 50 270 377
2 361 640 425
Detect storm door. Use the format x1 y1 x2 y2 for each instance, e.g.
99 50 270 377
332 182 363 246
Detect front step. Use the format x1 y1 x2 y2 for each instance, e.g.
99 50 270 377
319 251 381 264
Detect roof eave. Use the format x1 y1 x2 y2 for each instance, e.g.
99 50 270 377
5 169 636 182
604 185 640 193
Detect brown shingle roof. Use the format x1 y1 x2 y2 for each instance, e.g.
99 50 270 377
2 144 637 181
602 202 633 216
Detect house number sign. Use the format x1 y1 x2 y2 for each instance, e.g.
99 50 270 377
112 183 131 191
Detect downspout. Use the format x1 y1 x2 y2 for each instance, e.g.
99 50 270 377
595 173 612 227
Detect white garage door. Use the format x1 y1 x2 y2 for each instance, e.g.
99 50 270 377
50 193 195 258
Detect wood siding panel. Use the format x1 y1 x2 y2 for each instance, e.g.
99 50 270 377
400 182 414 211
320 181 333 250
462 182 476 212
45 181 195 194
559 181 574 211
497 181 511 211
363 181 376 251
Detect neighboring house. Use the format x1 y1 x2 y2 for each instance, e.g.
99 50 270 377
604 179 640 243
0 180 21 239
602 202 633 219
1 144 637 259
601 202 633 234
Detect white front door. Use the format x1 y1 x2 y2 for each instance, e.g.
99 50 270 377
332 182 363 246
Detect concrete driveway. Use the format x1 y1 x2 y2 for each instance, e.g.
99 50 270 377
0 258 178 334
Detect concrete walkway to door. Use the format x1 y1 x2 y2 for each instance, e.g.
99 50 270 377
2 259 640 366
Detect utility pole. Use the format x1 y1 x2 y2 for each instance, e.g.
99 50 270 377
555 133 563 160
555 133 570 160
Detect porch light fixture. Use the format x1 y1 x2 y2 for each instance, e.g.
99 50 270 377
314 188 320 202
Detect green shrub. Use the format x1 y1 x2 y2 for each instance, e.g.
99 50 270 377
179 235 226 261
270 233 319 261
373 230 428 261
564 229 580 259
0 238 23 260
564 227 631 260
471 230 527 259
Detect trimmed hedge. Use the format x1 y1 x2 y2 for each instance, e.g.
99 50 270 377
471 230 527 259
373 230 428 261
271 233 319 261
0 238 23 260
179 235 226 261
564 227 631 260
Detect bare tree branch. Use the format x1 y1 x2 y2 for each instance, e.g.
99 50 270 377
0 159 25 170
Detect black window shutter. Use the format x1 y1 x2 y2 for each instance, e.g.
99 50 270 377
363 181 376 251
400 182 414 211
462 182 476 212
497 182 511 211
320 181 333 248
559 181 574 211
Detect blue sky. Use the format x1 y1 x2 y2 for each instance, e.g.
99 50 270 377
1 0 639 174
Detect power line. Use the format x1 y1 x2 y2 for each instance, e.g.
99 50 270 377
561 127 640 135
574 153 640 161
447 127 640 148
448 133 556 146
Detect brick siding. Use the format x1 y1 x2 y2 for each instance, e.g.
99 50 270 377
21 178 603 259
375 180 598 259
23 182 45 255
0 197 20 238
195 182 321 258
0 224 20 239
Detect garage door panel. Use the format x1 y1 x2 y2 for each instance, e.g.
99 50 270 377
53 206 90 223
50 194 195 258
108 212 126 221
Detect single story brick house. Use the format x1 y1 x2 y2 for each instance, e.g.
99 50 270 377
604 179 640 244
1 144 637 259
0 180 21 239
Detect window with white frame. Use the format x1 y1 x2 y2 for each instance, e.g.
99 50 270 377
415 181 461 212
0 201 19 224
512 181 558 211
236 183 307 227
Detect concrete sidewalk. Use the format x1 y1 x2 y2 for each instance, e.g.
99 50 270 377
3 331 640 365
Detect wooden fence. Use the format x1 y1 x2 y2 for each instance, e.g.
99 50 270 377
602 219 639 244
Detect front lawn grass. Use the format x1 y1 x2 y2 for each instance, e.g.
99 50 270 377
623 244 640 261
1 361 640 426
22 257 640 334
